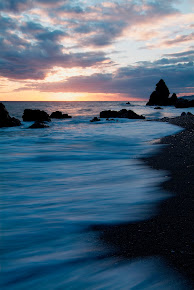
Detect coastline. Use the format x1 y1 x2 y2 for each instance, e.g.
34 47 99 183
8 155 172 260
93 114 194 286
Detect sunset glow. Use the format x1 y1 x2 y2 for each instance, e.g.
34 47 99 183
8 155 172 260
0 0 193 101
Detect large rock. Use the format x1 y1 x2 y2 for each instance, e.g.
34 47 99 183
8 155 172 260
175 98 194 108
0 102 21 128
100 109 145 119
28 121 49 129
146 79 170 106
23 109 50 122
50 111 72 119
168 93 178 105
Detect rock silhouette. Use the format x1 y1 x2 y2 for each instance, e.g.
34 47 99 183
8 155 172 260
28 121 49 129
147 80 194 108
90 117 101 122
23 109 51 122
175 98 194 108
168 93 178 105
0 102 21 128
50 111 72 119
100 109 145 119
146 79 170 106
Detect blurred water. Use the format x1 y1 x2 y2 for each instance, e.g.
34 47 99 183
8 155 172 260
1 101 193 289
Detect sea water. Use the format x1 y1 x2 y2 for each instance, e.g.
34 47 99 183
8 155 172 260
1 101 193 289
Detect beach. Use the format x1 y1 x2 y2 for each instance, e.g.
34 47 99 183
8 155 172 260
1 101 194 289
93 114 194 287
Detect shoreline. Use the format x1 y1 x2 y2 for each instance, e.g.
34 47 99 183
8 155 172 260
92 114 194 286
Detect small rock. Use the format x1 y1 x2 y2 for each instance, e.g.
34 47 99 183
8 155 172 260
50 111 72 119
28 121 49 129
90 117 100 122
106 118 115 121
154 106 163 110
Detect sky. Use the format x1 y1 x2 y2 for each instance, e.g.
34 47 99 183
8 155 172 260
0 0 194 101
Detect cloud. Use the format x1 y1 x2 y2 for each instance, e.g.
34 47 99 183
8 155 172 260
18 54 193 98
162 32 194 46
0 0 193 101
0 0 66 12
163 49 194 58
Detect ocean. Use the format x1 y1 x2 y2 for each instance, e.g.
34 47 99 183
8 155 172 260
1 101 193 289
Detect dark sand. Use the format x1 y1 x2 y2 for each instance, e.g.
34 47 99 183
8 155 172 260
92 114 194 286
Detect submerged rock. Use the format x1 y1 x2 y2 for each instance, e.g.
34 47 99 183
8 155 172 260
50 111 72 119
28 121 49 129
106 118 115 121
100 109 145 119
154 107 163 110
23 109 50 122
0 102 21 128
90 117 100 122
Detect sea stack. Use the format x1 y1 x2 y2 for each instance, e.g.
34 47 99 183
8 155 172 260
146 79 170 106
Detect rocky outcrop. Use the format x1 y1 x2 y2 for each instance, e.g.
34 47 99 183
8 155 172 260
145 79 194 107
175 98 194 108
154 107 163 110
23 109 51 122
100 109 145 119
168 93 178 105
0 102 21 128
126 102 131 105
28 121 49 129
50 111 72 119
146 79 170 106
90 117 100 122
147 80 194 107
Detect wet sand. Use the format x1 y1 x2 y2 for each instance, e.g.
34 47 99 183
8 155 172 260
92 114 194 286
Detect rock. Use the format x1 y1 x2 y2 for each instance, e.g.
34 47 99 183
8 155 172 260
146 79 170 106
100 110 118 118
50 111 72 119
154 107 163 110
100 109 145 119
23 109 51 122
181 112 186 116
187 112 193 116
90 117 100 122
168 93 177 105
28 121 49 129
175 98 194 108
126 102 131 105
106 118 115 121
0 102 21 128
